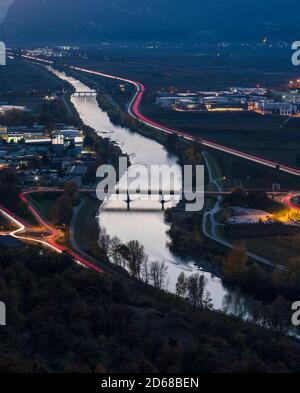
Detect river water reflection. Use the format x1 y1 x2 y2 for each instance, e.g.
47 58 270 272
51 68 253 315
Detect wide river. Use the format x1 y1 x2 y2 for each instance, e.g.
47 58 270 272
51 68 253 315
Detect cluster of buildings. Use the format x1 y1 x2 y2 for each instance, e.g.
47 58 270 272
0 105 29 115
0 124 99 187
23 46 79 58
156 86 300 117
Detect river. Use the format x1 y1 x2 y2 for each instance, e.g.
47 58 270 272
50 67 253 315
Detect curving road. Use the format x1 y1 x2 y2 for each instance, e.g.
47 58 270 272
0 193 104 274
70 66 300 178
19 54 300 269
20 54 300 178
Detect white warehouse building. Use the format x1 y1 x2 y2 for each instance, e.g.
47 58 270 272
257 102 298 116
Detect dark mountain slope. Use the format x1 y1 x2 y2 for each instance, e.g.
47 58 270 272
1 0 300 44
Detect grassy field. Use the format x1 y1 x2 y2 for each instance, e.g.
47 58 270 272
0 58 60 94
29 193 61 223
0 58 69 111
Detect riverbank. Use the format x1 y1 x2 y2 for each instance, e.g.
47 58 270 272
48 65 300 339
72 195 102 260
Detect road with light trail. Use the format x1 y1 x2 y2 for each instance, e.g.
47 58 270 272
0 193 105 274
17 54 300 268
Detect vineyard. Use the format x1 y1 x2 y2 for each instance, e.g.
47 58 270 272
209 148 300 191
224 222 300 240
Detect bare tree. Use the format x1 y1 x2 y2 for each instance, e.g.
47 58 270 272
187 273 208 309
203 292 213 310
108 236 123 266
141 255 150 284
150 260 168 290
176 272 188 298
126 240 146 279
98 228 111 256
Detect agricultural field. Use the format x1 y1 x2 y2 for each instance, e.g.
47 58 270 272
63 46 300 91
59 48 300 167
245 235 300 265
140 107 300 167
0 58 66 109
209 149 300 191
225 222 300 240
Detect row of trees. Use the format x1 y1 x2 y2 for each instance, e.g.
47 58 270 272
176 272 213 310
222 245 296 334
223 243 300 303
51 181 78 225
99 228 214 310
225 222 300 240
99 230 169 291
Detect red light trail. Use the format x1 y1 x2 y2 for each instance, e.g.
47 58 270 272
0 192 103 274
17 54 300 267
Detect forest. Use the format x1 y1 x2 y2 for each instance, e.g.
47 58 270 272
0 247 300 373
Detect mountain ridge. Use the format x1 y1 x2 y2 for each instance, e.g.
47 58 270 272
1 0 300 44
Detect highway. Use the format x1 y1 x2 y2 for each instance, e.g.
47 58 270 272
69 65 300 178
0 193 105 274
282 193 300 210
17 54 300 268
20 53 300 178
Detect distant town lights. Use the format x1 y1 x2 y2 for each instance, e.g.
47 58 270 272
289 79 300 85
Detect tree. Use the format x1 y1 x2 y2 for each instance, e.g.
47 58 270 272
63 181 78 204
226 188 247 206
108 236 123 266
272 265 284 289
223 243 247 283
166 134 178 153
52 195 73 225
150 260 168 290
268 296 291 334
98 228 111 256
243 263 270 298
95 363 106 373
141 256 150 284
184 142 203 166
287 257 300 279
187 273 208 309
176 272 188 298
203 292 213 310
126 240 146 279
